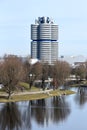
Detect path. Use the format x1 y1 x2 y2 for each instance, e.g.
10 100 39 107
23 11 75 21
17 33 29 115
13 89 53 96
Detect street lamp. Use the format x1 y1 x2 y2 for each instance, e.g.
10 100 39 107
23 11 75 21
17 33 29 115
29 73 33 89
48 77 51 88
29 73 35 89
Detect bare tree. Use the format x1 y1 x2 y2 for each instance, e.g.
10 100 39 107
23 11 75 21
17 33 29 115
52 60 70 89
0 55 25 99
23 60 31 83
31 62 42 80
27 62 49 90
84 61 87 80
29 62 49 90
74 64 86 82
23 61 42 89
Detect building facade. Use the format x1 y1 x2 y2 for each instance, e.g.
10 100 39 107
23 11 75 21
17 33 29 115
31 17 58 64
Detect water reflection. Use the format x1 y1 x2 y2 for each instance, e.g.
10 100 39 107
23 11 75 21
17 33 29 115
21 101 32 130
75 87 87 106
30 96 71 126
0 96 71 130
31 99 48 127
0 102 21 130
51 96 70 123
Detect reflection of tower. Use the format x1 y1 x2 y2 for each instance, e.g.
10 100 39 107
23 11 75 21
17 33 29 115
31 17 58 64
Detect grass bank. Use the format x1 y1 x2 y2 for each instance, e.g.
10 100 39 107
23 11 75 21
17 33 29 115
68 80 87 87
0 89 75 103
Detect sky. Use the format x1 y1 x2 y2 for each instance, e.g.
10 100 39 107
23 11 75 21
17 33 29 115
0 0 87 57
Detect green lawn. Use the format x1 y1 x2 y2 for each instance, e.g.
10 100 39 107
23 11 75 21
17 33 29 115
0 89 75 103
18 82 40 91
0 82 76 102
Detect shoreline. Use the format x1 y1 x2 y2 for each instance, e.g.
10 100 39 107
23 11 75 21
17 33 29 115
0 89 75 103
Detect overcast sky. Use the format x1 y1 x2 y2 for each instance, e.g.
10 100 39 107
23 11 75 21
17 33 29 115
0 0 87 57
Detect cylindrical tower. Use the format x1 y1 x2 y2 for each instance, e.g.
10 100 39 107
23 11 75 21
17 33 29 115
31 17 58 64
51 24 58 40
39 24 51 40
40 41 51 63
31 24 38 40
31 41 37 59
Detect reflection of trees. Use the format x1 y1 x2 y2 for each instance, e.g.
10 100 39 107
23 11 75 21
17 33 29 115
75 87 87 106
22 101 32 130
31 99 47 126
51 96 70 123
0 98 70 130
0 102 22 130
30 97 70 126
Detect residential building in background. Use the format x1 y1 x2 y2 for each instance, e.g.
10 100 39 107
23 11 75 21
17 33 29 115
31 17 58 64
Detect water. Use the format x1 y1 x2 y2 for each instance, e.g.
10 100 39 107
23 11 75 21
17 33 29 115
0 87 87 130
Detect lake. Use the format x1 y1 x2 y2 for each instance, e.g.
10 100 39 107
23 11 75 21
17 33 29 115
0 87 87 130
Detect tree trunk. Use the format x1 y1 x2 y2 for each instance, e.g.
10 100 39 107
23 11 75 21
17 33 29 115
41 79 45 90
29 81 33 89
8 91 11 99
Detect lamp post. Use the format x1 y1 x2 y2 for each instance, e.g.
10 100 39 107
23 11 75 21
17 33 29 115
29 73 35 89
48 77 51 88
29 74 33 89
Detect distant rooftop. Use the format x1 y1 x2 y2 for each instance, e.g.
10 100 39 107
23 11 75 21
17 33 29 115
59 55 87 65
29 58 39 65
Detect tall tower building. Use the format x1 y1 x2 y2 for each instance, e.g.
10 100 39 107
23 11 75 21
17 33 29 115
31 17 58 64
